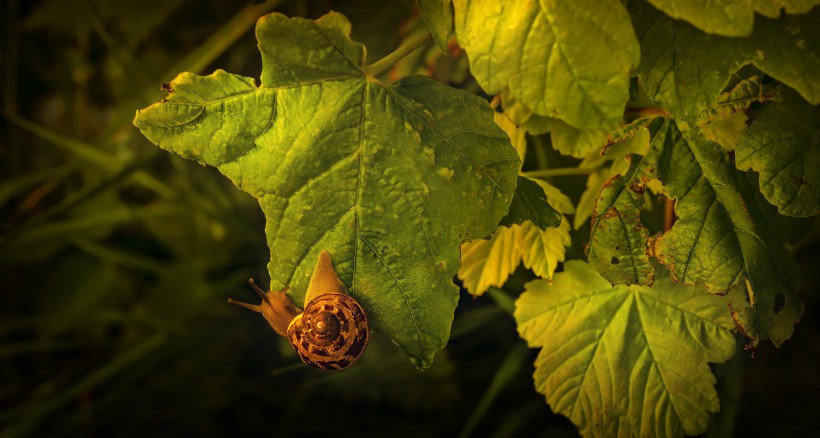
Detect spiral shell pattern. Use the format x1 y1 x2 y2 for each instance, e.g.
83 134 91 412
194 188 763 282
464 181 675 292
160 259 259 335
287 293 369 370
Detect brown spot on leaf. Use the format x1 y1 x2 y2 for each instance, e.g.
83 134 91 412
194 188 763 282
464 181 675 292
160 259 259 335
791 175 809 187
728 303 757 354
601 206 620 220
646 234 660 259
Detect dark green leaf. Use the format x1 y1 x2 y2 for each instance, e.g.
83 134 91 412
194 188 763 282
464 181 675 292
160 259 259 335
588 141 659 286
646 0 819 36
651 121 803 347
634 3 819 122
735 88 820 217
498 176 561 230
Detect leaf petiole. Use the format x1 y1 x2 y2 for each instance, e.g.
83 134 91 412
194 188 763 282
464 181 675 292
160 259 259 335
365 31 433 77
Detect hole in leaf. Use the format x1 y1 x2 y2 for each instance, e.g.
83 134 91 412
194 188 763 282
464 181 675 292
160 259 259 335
610 257 620 265
773 291 786 314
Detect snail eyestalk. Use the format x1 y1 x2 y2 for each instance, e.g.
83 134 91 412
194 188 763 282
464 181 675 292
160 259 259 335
248 278 267 300
226 278 270 313
229 279 299 337
227 297 261 313
228 253 369 369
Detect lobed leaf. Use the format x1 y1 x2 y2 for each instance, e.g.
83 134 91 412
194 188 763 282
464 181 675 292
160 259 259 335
458 225 520 296
735 88 820 217
515 261 736 438
454 0 640 131
634 3 820 123
518 216 572 281
650 121 803 346
459 182 572 295
134 12 520 368
646 0 820 37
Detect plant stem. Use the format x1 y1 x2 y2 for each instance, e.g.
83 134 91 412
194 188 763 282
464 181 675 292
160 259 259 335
664 198 675 231
486 288 515 315
457 343 529 438
522 167 599 178
489 95 500 110
366 32 432 77
531 134 549 170
625 106 670 119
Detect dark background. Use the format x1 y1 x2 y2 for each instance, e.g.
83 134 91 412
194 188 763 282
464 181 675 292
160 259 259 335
1 0 818 436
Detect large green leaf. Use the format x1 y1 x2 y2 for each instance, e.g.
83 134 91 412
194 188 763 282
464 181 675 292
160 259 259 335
133 12 520 368
735 88 820 217
515 261 736 438
454 0 640 131
651 121 803 347
634 3 820 123
646 0 820 37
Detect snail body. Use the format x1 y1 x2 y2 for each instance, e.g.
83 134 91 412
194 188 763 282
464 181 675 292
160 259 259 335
228 251 369 370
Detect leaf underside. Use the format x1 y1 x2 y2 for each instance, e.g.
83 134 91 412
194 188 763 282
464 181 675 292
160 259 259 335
515 261 736 438
459 182 572 296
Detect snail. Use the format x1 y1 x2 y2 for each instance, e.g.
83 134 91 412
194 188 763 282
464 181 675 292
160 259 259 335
228 250 369 370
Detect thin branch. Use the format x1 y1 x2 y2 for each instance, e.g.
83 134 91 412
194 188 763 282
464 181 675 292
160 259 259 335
366 32 432 77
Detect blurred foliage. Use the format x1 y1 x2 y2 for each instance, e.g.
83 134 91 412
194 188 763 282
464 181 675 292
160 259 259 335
1 0 818 437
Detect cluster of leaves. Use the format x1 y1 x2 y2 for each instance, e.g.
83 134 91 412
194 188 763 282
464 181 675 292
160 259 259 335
4 0 819 436
4 1 552 437
135 1 818 435
454 1 819 436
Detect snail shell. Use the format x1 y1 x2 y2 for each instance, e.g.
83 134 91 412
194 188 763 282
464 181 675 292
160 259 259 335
288 293 368 370
228 250 369 370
